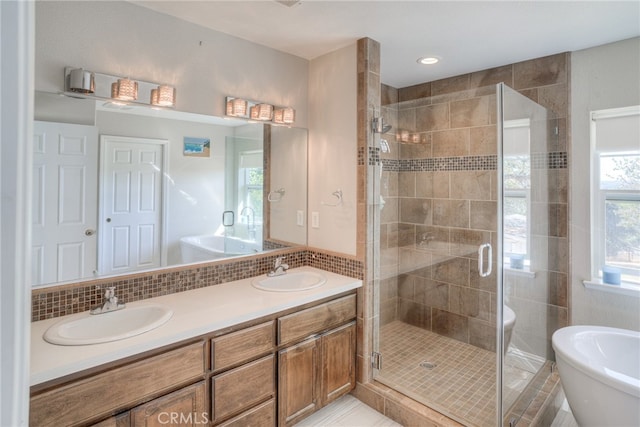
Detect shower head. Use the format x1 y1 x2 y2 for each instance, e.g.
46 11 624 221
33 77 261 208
372 116 392 134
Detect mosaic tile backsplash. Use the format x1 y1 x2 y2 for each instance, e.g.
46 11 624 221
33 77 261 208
32 248 363 321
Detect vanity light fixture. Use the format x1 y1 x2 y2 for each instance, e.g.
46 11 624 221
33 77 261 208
112 78 138 101
63 67 176 109
150 85 176 107
67 68 95 94
226 97 248 117
273 107 296 125
224 96 295 125
250 103 274 121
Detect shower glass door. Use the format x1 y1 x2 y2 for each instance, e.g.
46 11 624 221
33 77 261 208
372 83 558 426
499 84 558 426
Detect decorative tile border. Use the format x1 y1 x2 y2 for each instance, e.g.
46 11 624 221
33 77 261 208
382 152 567 172
368 146 380 166
31 248 364 321
382 155 497 172
534 151 568 169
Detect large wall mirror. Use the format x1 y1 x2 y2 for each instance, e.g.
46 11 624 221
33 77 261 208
32 91 308 288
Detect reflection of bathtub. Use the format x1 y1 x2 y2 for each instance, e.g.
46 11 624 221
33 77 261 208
180 234 262 263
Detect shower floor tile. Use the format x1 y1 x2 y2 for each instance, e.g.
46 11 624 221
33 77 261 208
377 321 533 427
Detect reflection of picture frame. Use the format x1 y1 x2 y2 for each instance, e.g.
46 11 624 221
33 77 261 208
183 137 210 157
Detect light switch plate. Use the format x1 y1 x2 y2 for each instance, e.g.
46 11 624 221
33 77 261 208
296 210 304 226
311 211 319 228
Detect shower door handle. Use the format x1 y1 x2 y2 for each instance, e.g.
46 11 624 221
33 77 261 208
478 243 492 278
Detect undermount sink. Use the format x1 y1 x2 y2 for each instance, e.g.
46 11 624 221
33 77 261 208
43 304 173 346
252 271 326 292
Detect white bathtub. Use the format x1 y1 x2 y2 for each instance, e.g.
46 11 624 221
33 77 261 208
552 325 640 427
180 234 262 263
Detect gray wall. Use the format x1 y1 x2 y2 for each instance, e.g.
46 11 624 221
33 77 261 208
570 37 640 330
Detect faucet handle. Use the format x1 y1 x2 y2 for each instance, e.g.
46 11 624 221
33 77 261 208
105 286 115 298
275 256 285 267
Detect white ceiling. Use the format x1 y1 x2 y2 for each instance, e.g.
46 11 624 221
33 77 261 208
133 0 640 88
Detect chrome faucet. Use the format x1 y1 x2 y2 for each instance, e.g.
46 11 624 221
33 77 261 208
267 256 289 277
90 286 126 315
240 206 256 241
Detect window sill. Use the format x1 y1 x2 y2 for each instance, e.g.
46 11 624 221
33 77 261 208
583 279 640 297
504 267 536 279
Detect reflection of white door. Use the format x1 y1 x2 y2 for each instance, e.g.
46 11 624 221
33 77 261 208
32 121 98 285
99 136 166 275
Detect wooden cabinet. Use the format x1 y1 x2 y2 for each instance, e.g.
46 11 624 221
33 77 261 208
278 321 356 426
211 355 275 424
31 290 356 427
210 321 276 426
278 337 321 426
321 322 356 406
216 399 275 427
30 341 206 427
278 294 356 345
130 382 207 427
91 412 130 427
211 321 274 373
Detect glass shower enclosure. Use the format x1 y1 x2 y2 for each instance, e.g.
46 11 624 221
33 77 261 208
372 83 559 426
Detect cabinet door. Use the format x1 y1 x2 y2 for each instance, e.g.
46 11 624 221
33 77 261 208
321 321 356 406
278 337 320 426
130 382 207 427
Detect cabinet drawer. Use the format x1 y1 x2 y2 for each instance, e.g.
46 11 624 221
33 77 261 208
278 294 356 345
130 381 206 426
211 354 275 423
216 399 275 427
30 341 205 427
212 321 274 372
90 412 130 427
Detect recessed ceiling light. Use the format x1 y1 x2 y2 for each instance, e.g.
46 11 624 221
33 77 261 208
417 57 440 65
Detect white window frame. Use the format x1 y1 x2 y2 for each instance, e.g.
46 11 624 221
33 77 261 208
590 106 640 285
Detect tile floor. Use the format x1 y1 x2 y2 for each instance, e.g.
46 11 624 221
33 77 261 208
376 321 538 427
550 400 579 427
297 320 577 427
297 393 578 427
294 394 401 427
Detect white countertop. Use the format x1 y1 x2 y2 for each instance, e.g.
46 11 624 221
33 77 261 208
30 266 362 386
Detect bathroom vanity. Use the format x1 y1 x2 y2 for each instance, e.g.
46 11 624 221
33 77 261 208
29 267 361 427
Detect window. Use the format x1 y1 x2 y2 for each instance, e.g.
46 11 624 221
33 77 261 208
237 150 263 224
591 106 640 285
503 120 532 268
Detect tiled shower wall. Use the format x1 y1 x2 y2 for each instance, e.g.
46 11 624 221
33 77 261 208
378 53 569 354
